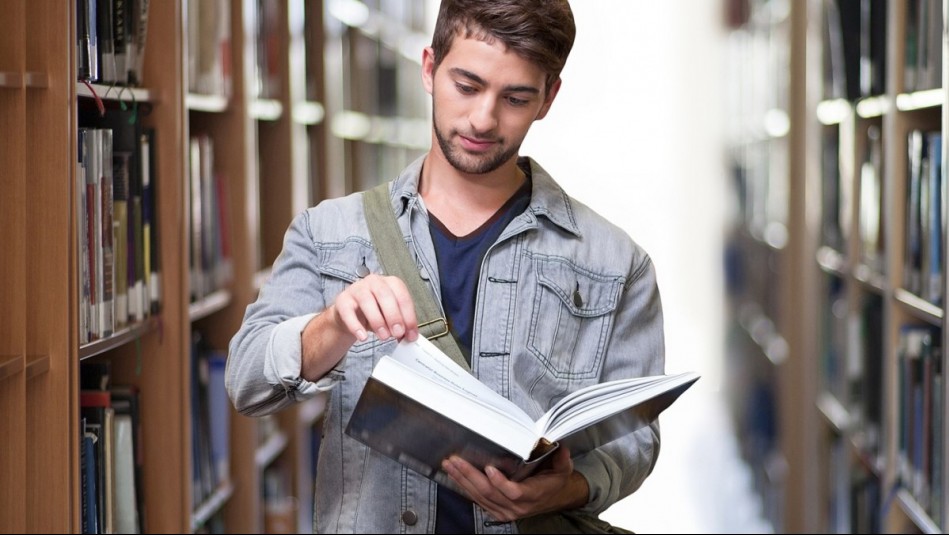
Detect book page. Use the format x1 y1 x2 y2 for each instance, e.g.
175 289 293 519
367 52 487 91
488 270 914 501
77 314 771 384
371 356 539 459
538 372 701 442
388 337 530 419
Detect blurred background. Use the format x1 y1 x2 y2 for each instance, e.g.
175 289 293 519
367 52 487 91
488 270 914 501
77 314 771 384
524 2 762 532
49 0 946 532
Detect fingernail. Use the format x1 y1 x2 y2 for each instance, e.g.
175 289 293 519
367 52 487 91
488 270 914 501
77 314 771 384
392 324 404 337
356 329 367 341
378 327 390 339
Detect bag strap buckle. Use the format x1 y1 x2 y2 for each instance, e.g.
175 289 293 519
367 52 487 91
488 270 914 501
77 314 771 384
418 317 449 340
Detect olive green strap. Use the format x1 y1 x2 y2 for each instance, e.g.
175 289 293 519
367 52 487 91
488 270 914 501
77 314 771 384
362 183 471 372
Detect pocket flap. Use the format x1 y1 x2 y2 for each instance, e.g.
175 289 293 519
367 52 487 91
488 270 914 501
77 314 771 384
535 258 622 317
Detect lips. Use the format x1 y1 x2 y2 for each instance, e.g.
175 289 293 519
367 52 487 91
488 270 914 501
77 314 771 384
458 135 496 152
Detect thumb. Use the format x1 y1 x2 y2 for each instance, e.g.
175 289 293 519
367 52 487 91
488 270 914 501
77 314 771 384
550 445 573 473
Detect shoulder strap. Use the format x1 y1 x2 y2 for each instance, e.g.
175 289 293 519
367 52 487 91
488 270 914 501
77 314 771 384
363 183 471 372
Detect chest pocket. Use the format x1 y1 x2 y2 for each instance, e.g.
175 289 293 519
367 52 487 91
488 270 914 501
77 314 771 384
527 256 623 379
315 238 382 354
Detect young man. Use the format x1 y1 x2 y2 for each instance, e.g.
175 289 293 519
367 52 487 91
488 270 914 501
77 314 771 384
226 0 665 532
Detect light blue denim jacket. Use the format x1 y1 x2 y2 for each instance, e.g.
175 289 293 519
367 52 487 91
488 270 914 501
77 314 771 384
226 155 665 534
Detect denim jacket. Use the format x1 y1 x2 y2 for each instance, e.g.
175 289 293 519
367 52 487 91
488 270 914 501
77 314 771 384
226 155 665 534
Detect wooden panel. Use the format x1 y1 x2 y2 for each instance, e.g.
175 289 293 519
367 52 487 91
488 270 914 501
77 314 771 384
24 0 76 530
0 0 26 529
135 0 190 531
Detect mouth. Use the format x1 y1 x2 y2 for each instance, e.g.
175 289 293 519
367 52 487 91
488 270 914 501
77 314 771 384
458 135 497 152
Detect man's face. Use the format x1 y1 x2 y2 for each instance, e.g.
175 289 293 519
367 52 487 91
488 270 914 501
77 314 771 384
422 34 559 175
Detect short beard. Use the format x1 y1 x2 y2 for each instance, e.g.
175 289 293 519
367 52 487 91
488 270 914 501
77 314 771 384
433 114 520 175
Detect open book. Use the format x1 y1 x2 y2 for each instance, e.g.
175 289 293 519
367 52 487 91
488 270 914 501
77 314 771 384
345 336 699 488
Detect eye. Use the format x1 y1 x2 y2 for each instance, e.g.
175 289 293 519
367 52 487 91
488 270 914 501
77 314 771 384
506 96 529 107
455 83 476 95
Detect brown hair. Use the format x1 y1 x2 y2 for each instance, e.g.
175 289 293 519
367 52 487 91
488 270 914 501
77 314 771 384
430 0 576 93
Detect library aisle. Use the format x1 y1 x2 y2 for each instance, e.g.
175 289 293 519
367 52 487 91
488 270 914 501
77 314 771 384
524 2 772 532
601 382 775 534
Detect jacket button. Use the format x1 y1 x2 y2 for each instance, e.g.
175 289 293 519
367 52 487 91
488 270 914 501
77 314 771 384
401 509 418 526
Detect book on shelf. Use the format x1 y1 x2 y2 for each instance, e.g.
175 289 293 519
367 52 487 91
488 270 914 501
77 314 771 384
77 0 100 82
77 130 92 345
80 418 101 535
81 389 115 534
111 385 145 533
345 337 699 490
96 0 116 83
140 127 161 316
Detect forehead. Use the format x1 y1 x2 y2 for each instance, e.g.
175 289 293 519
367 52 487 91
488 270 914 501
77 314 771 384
439 34 546 89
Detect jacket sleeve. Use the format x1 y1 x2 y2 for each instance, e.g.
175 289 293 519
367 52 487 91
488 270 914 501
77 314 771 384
571 253 665 514
225 210 341 417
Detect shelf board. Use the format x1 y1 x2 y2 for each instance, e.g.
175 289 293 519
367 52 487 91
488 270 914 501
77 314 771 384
188 289 233 322
330 110 429 149
736 304 788 366
25 354 50 379
815 246 847 275
250 98 283 121
895 488 942 534
24 72 48 88
0 72 22 88
895 88 944 111
77 82 154 103
847 431 884 478
816 98 851 125
255 430 289 469
852 264 886 293
893 288 943 325
0 355 23 381
816 391 851 434
855 95 890 118
79 316 161 360
186 92 229 113
191 480 235 532
293 100 325 125
0 72 49 89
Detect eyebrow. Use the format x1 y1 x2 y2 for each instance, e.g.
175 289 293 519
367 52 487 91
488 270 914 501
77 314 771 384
449 67 541 95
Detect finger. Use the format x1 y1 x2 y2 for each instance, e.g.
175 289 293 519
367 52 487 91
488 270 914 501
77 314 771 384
375 276 417 340
385 277 418 340
332 295 370 341
548 445 573 474
445 457 514 514
349 278 394 340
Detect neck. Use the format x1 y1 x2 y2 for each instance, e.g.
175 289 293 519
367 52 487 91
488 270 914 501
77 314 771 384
419 153 526 236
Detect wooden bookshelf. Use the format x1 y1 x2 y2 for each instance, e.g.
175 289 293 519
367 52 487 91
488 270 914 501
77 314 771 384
0 0 437 531
726 0 948 532
0 0 341 532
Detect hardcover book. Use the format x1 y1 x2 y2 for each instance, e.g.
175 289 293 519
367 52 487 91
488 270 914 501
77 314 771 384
345 337 699 490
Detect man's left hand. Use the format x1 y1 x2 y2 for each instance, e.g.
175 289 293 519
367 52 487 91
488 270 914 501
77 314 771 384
441 446 589 522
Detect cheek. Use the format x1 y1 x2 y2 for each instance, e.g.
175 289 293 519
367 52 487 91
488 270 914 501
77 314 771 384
499 113 538 139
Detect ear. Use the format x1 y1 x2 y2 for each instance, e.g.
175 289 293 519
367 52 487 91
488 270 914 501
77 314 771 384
421 47 436 95
534 77 562 121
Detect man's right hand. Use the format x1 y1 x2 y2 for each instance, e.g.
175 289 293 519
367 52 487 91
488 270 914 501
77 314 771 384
300 274 418 381
331 273 419 343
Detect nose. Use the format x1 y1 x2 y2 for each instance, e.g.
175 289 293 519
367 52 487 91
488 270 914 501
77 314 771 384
468 95 498 134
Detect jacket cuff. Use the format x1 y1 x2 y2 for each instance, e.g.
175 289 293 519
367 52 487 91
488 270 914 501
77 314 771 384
264 313 339 398
571 452 617 514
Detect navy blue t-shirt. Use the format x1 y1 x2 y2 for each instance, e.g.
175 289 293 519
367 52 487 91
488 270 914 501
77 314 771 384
430 177 532 533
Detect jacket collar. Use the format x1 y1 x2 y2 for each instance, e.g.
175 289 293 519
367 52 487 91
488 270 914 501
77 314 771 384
389 154 581 237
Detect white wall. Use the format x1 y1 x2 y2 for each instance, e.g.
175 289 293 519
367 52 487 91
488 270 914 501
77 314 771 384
521 4 772 532
522 2 728 388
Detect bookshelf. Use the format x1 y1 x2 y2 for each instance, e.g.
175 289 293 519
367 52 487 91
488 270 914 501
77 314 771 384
0 0 439 531
726 0 948 532
0 0 338 532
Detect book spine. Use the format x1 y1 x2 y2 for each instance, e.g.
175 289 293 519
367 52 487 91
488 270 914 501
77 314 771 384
99 129 115 338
